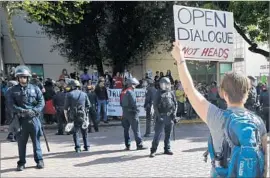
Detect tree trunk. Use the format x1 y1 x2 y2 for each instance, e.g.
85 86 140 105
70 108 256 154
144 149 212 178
2 3 24 65
93 31 103 76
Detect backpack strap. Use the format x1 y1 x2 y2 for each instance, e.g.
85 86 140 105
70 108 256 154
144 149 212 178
223 110 235 148
75 92 82 107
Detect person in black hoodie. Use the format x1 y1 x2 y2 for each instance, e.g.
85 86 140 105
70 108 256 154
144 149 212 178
94 77 109 123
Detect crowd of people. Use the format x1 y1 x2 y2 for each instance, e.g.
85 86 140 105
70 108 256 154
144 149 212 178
1 66 269 129
0 40 268 177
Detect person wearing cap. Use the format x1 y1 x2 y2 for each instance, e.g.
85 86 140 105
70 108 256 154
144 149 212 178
260 84 269 133
8 65 45 171
120 77 147 150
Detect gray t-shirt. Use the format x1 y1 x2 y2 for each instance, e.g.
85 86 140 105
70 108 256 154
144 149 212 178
206 103 267 153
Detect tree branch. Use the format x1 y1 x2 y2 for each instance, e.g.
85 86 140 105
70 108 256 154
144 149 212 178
234 22 269 58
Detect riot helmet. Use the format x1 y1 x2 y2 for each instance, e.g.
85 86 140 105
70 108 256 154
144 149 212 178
68 79 81 90
15 65 32 77
126 77 139 88
159 77 171 91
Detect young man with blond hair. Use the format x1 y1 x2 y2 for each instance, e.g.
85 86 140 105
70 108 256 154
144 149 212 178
171 41 268 178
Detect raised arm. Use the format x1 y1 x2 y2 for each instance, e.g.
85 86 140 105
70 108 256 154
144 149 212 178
171 41 210 122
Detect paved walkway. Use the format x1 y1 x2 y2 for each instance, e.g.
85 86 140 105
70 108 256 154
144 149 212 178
0 123 269 177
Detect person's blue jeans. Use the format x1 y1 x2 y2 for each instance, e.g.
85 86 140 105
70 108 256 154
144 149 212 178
97 100 107 122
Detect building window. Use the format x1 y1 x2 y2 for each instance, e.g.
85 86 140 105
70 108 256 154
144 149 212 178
5 64 44 79
187 61 217 84
219 63 232 81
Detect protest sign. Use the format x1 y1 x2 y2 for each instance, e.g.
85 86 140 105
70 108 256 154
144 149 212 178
107 89 146 117
173 5 234 61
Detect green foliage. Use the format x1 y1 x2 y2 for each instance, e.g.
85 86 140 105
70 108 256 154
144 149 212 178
21 1 89 25
228 1 269 42
198 1 269 43
18 1 269 73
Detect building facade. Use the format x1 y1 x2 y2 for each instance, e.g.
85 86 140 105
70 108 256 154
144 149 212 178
1 9 268 84
232 32 269 83
0 9 76 80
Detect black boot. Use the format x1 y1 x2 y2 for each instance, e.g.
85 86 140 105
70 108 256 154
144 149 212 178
124 146 130 151
137 145 148 150
75 148 81 153
149 151 156 158
36 160 44 169
164 150 173 155
17 165 25 171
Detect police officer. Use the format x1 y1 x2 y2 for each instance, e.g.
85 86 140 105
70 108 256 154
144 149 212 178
64 80 90 153
6 80 18 142
86 85 99 133
150 77 177 158
144 79 156 137
120 77 147 150
8 66 45 171
53 79 67 135
259 85 269 133
245 76 258 112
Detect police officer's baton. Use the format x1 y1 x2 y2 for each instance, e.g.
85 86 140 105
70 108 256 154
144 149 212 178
173 123 176 141
42 126 50 152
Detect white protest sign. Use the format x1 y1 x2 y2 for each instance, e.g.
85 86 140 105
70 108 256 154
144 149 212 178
173 5 234 61
107 89 146 117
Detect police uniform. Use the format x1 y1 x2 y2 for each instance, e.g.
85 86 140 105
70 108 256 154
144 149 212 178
144 80 156 137
53 89 67 135
150 77 177 157
8 66 45 171
86 86 99 132
120 78 146 150
64 80 90 152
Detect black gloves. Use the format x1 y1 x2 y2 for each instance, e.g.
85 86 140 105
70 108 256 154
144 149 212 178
21 109 37 118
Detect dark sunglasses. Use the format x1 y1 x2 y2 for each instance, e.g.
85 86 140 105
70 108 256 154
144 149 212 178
18 76 28 79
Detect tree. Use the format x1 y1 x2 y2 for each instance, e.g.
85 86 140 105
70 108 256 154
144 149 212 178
21 1 269 76
196 1 269 59
21 1 110 74
1 2 25 65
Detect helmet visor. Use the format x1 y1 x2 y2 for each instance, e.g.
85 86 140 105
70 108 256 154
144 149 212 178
160 82 171 90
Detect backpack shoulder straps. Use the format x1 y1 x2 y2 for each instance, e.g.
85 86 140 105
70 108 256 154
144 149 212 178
75 92 82 108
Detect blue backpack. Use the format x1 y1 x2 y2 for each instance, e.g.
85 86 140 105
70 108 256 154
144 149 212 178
207 110 265 178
